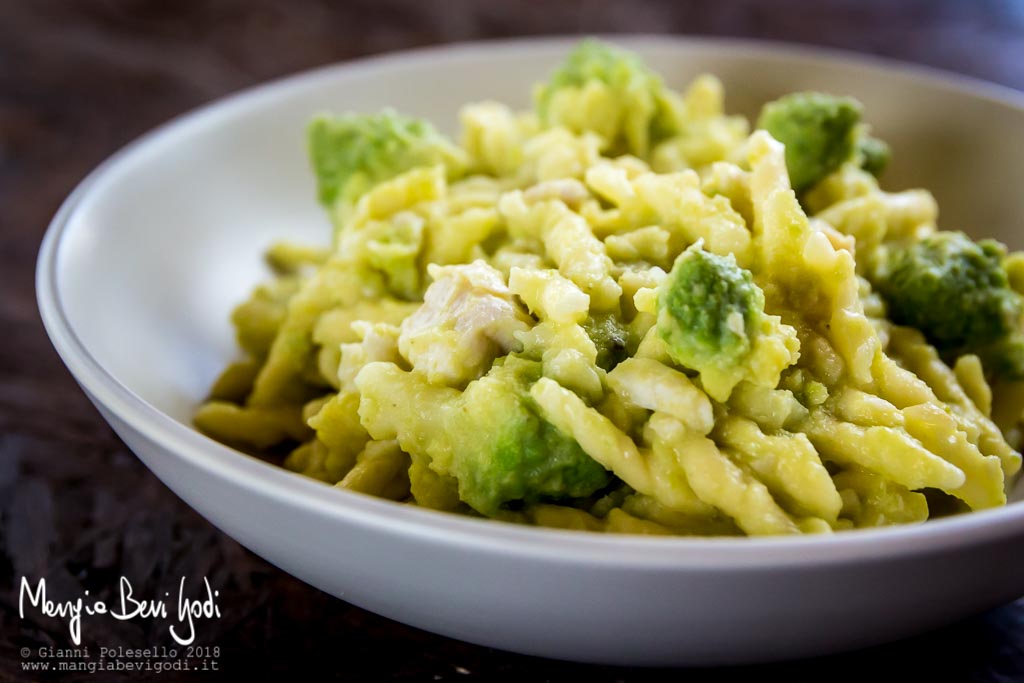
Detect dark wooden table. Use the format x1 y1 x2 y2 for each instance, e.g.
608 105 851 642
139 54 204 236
2 1 1022 680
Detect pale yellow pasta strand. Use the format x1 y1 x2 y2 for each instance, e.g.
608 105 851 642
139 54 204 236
445 175 509 213
701 161 753 226
459 101 524 176
248 249 396 406
817 196 891 257
803 412 966 492
542 206 622 311
337 440 411 500
594 390 648 441
283 439 333 483
618 267 667 321
814 190 937 256
425 207 501 266
508 267 590 323
726 382 808 432
713 416 842 522
345 165 447 228
902 403 1005 509
802 163 878 213
542 347 605 403
645 433 720 517
527 504 602 532
833 466 929 527
953 354 992 417
529 377 651 492
584 163 636 207
650 116 748 174
747 131 879 385
798 518 834 534
630 171 752 266
531 377 712 515
747 131 800 259
682 74 726 120
208 358 261 404
606 357 714 434
602 508 676 535
264 241 330 274
520 128 603 183
307 390 371 481
801 229 879 386
620 494 741 536
871 353 936 409
992 379 1024 445
604 226 671 266
517 321 604 402
647 413 802 536
831 387 904 429
888 327 1021 476
194 401 310 450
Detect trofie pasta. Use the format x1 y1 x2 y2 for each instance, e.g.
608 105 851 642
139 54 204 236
195 39 1023 536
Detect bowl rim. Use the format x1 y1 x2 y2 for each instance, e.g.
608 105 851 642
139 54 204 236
36 34 1024 570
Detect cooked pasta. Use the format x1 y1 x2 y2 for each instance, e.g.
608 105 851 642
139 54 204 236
195 39 1023 536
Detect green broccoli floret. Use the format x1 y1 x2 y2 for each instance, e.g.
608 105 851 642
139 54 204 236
357 357 612 515
658 245 763 370
869 231 1024 377
655 243 799 401
856 133 891 177
534 39 679 156
454 358 612 514
308 109 464 206
757 92 888 191
536 39 654 109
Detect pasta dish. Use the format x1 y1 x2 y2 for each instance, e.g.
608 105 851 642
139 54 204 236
194 40 1023 536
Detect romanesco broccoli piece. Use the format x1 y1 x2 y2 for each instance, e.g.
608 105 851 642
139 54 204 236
656 243 798 400
658 244 762 369
869 231 1024 377
757 92 888 191
534 39 680 156
308 109 464 206
856 133 891 177
357 357 612 515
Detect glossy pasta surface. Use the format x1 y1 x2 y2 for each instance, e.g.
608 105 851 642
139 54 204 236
195 40 1023 536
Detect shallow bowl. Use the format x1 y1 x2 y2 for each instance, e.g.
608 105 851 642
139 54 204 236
36 36 1024 665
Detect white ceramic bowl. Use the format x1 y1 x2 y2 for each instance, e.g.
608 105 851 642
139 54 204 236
37 36 1024 666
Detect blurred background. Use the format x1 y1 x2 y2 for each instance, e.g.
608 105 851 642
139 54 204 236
2 1 1023 681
